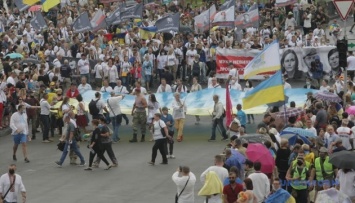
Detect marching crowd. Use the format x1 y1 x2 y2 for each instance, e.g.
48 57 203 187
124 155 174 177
0 0 355 203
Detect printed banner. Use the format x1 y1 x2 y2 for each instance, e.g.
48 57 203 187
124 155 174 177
235 8 259 29
212 6 235 27
81 88 318 115
120 3 143 20
14 0 30 11
220 0 236 11
194 4 216 33
155 12 180 33
275 0 298 7
216 46 338 79
30 12 48 31
72 12 92 33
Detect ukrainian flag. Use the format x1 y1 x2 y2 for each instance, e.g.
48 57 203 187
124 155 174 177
243 41 281 79
139 26 157 40
42 0 60 12
242 70 285 109
265 188 296 203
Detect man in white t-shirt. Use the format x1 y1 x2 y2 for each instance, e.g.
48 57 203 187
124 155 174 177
305 119 317 137
200 155 228 203
337 119 353 150
347 51 355 81
107 92 124 142
78 53 90 83
227 62 239 84
77 77 92 94
113 80 129 94
248 162 270 203
100 80 113 93
156 78 172 93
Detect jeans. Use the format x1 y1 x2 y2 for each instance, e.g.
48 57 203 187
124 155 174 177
151 138 167 163
40 115 50 140
111 116 121 142
59 140 85 165
211 118 227 140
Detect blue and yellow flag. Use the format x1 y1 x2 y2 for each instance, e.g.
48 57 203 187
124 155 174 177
42 0 60 12
23 0 40 6
243 41 281 79
265 188 295 203
139 27 157 40
242 70 285 109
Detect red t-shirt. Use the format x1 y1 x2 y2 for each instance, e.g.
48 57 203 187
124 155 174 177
223 183 244 203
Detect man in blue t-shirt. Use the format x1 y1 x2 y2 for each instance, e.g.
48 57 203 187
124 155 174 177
236 104 247 130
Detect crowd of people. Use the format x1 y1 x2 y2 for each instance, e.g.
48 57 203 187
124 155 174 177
0 0 354 203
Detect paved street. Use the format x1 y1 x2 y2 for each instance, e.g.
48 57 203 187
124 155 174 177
0 115 261 203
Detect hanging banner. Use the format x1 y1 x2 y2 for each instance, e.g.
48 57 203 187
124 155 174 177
216 46 338 79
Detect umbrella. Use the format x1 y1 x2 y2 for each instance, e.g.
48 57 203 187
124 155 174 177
329 150 355 169
275 107 304 118
314 91 342 103
29 5 41 12
267 96 289 107
239 134 271 144
20 58 40 65
345 106 355 115
246 143 275 174
315 188 351 203
280 127 316 145
4 53 23 59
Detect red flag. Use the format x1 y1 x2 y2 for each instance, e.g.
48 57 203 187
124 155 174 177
226 85 233 127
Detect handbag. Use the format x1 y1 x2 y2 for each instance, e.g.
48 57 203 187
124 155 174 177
159 121 166 137
2 175 16 200
175 176 190 203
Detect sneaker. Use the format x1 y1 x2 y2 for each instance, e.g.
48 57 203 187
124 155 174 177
148 161 155 165
55 161 62 168
170 155 176 159
112 141 118 144
105 165 112 170
167 155 171 159
221 137 229 141
78 162 86 167
111 163 118 167
24 158 30 163
13 155 17 161
208 139 216 142
92 162 99 168
84 167 92 171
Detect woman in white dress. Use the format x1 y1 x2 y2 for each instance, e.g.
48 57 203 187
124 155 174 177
190 77 202 125
147 94 162 141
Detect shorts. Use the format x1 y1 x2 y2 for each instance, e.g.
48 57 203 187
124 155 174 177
145 75 151 83
13 133 27 145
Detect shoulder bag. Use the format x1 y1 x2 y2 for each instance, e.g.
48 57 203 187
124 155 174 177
158 120 166 137
1 175 16 200
107 99 122 125
175 176 190 203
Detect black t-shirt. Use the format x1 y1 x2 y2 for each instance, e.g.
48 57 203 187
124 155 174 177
60 65 71 78
99 125 111 143
3 62 11 77
38 75 49 86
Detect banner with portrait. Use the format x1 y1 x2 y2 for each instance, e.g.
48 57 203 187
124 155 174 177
216 46 338 80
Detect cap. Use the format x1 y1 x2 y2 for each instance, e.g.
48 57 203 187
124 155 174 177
319 147 328 153
162 107 169 111
288 11 293 15
50 82 55 86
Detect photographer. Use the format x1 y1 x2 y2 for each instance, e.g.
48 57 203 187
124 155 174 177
172 166 196 203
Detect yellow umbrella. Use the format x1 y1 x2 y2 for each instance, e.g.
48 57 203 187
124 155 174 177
42 0 60 12
23 0 40 6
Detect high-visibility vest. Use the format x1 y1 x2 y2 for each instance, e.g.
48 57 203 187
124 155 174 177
291 167 308 190
292 160 311 170
314 157 334 181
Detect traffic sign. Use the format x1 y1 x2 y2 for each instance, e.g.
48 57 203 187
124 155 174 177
333 0 354 20
348 39 355 51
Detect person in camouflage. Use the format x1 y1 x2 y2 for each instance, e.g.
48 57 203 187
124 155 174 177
129 88 147 142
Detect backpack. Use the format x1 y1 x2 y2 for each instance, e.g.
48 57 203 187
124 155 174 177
89 99 100 116
74 127 82 141
192 61 200 75
44 71 52 85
